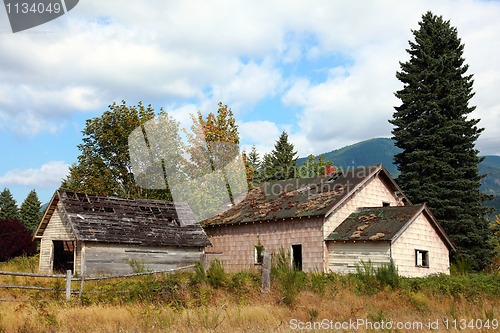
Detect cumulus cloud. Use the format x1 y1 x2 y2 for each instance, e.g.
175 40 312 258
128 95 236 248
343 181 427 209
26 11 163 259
0 0 499 156
239 120 282 154
0 161 70 188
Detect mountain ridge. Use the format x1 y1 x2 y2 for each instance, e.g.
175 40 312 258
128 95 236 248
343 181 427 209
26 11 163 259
299 137 500 216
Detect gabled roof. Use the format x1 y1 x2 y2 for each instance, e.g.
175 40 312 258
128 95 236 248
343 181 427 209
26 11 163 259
34 191 211 247
326 204 456 250
203 165 408 226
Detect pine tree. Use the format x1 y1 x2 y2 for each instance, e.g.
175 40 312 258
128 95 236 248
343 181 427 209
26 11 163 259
263 131 298 181
298 154 333 178
245 145 261 186
390 11 493 269
20 189 42 233
0 188 19 221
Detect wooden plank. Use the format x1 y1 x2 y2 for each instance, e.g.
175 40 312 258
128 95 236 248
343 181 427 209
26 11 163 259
0 271 65 278
0 284 55 291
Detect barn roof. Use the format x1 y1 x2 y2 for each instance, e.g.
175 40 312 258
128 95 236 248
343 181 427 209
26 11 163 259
326 204 456 250
34 191 211 247
203 164 407 226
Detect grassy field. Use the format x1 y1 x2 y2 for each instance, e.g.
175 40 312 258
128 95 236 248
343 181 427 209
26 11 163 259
1 256 499 333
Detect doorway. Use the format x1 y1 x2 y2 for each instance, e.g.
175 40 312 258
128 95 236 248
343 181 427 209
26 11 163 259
53 240 75 273
291 244 302 271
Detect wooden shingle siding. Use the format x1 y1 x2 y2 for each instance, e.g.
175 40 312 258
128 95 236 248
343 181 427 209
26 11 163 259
83 243 203 275
322 175 402 271
36 191 210 275
205 217 324 272
328 241 391 274
38 238 53 274
38 203 75 274
323 175 402 239
391 213 450 277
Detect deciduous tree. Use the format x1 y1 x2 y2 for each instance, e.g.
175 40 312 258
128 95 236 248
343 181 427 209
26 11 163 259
0 219 37 261
61 101 173 200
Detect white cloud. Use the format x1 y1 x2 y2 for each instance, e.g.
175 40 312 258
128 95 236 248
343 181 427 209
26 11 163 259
211 60 283 112
0 0 498 157
0 161 70 188
239 120 282 155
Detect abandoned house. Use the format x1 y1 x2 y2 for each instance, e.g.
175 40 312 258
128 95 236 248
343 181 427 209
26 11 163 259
203 164 455 277
34 190 211 275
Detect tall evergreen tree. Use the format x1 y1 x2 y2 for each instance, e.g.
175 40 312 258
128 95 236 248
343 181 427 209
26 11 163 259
298 154 333 178
262 131 298 181
390 11 492 269
0 188 19 221
245 145 261 186
20 189 42 233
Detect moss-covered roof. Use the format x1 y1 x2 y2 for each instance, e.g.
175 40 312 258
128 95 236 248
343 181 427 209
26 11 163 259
327 205 425 241
203 165 400 226
327 204 456 250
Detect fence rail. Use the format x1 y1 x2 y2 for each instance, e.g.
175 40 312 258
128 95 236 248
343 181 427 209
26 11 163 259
0 265 196 302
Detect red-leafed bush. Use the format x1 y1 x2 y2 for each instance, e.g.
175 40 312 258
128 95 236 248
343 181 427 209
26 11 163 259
0 219 37 261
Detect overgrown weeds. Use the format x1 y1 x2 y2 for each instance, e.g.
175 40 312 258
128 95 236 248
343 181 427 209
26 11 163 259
1 255 500 332
271 248 306 307
352 260 400 294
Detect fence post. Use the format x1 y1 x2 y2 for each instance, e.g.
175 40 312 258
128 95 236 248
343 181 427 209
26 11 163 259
201 253 207 272
261 251 271 294
65 270 72 301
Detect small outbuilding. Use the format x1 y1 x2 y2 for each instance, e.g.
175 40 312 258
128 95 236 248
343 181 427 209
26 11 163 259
34 190 211 276
327 204 455 277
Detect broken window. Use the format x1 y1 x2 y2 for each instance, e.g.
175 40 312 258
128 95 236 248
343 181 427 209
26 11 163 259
415 249 429 268
254 239 264 264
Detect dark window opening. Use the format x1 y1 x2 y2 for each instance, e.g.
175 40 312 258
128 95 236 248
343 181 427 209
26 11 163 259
255 244 264 265
291 244 302 271
382 201 390 207
415 249 429 268
53 240 75 273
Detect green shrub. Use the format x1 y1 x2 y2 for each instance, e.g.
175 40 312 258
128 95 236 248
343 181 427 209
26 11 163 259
128 258 146 273
375 260 400 289
191 261 207 285
307 270 328 294
271 248 306 307
450 256 472 275
353 260 401 294
206 259 227 288
353 260 378 295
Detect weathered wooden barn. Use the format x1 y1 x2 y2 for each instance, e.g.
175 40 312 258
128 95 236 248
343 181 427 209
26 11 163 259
34 191 211 275
203 164 455 277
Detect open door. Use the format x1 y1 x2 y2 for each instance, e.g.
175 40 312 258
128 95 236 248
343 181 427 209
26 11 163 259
291 244 302 271
52 240 75 273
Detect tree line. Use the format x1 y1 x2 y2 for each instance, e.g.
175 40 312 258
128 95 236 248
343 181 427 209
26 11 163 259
0 188 40 261
0 188 42 233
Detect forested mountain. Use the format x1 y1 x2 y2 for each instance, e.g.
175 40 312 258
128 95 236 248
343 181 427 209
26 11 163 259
299 137 500 216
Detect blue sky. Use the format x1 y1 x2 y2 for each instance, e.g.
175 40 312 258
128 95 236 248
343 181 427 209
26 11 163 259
1 0 500 205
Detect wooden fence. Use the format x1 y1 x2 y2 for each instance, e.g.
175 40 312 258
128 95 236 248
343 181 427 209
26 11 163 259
0 265 195 302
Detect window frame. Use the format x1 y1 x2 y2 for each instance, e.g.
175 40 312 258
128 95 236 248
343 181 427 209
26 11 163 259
415 249 429 268
254 245 264 265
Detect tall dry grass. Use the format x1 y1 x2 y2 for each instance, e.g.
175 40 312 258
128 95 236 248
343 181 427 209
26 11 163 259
0 256 499 332
0 288 498 332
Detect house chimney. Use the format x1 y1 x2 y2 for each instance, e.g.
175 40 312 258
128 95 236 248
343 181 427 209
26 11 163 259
324 165 335 176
